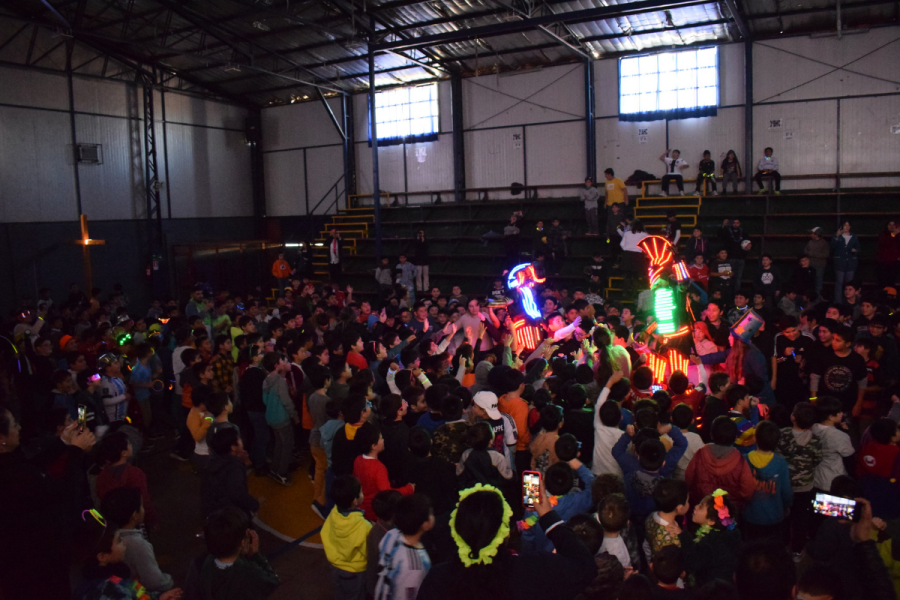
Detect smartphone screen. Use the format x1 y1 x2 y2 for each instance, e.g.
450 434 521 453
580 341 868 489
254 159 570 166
522 471 541 509
651 384 663 393
812 493 858 521
77 406 87 431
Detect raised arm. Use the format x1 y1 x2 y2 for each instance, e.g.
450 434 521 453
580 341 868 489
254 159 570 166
552 317 582 341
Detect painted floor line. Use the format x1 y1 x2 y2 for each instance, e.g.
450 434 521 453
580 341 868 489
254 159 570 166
254 515 324 550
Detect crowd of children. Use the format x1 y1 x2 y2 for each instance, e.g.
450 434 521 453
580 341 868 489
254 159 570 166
0 263 896 600
1 202 899 600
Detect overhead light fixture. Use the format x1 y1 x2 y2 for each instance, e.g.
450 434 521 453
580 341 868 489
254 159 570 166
302 94 309 99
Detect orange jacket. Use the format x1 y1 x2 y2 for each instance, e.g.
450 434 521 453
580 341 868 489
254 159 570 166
498 394 530 452
272 259 291 279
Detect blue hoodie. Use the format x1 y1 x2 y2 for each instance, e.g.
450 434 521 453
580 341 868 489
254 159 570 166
613 426 687 521
742 450 794 525
520 465 595 555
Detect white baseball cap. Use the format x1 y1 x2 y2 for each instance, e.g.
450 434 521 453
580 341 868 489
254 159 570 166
473 391 502 420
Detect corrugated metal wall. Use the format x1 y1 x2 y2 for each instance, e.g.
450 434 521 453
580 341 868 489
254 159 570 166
0 104 78 221
0 67 77 222
752 28 900 104
0 64 252 222
841 94 900 187
264 150 307 216
262 97 345 214
463 65 585 197
752 28 900 190
263 27 900 209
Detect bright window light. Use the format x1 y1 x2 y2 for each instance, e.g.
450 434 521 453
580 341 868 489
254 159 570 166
374 83 439 144
619 47 718 119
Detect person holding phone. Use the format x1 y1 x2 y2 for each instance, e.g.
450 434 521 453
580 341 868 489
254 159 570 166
810 397 855 499
417 480 596 600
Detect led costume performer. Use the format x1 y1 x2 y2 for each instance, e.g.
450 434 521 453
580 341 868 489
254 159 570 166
637 236 696 384
503 263 547 351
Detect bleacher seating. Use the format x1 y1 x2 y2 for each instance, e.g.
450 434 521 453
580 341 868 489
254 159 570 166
318 186 898 302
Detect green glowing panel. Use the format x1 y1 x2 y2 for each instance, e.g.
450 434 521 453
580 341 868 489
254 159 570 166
654 288 677 335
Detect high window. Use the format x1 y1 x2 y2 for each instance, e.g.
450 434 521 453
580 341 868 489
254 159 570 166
374 82 439 145
619 47 718 121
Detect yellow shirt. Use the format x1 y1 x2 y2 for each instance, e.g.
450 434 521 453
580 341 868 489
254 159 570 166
605 178 627 206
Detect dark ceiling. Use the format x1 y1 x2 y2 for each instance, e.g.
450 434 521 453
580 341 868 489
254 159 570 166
0 0 895 108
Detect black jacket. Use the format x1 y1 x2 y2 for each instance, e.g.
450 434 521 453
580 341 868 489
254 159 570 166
332 422 376 477
679 528 742 588
418 511 596 600
0 447 88 599
201 454 259 518
414 240 430 265
719 225 747 260
806 519 897 600
683 237 710 261
239 366 266 413
380 419 411 487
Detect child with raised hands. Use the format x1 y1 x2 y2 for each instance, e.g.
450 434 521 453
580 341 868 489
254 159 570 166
667 489 742 588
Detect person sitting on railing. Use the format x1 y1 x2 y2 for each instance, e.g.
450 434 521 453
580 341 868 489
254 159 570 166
659 148 688 197
720 149 743 195
694 150 718 196
754 147 782 195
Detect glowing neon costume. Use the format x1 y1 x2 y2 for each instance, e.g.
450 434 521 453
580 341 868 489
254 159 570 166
505 263 546 350
637 236 696 384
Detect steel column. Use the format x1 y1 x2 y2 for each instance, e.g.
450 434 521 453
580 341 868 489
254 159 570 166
159 84 172 218
368 21 382 259
451 74 466 203
372 0 708 52
65 41 83 215
342 92 357 204
248 110 266 221
584 58 596 181
141 69 166 298
744 41 754 192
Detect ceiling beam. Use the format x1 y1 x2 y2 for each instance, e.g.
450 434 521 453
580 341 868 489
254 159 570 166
373 0 711 52
0 9 256 105
488 0 590 59
722 0 750 38
146 0 346 94
744 0 896 20
239 63 438 96
579 18 729 43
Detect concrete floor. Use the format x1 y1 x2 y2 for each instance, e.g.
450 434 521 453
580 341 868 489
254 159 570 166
139 436 333 599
